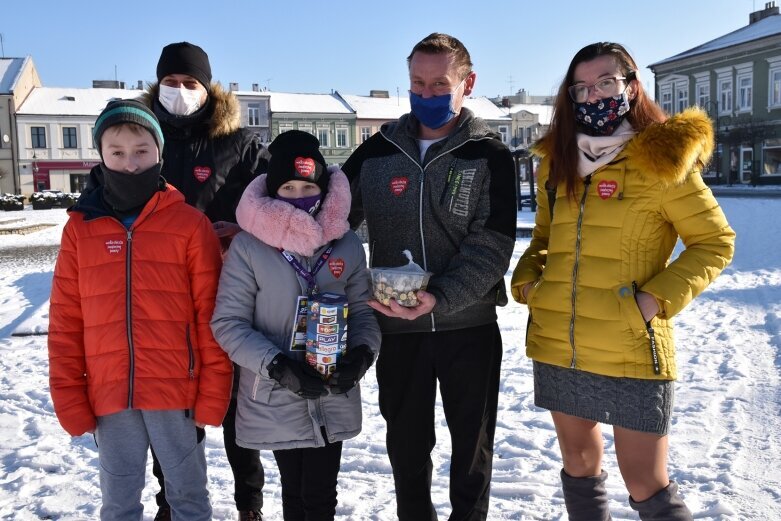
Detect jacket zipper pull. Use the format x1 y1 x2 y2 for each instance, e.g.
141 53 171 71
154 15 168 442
633 281 661 375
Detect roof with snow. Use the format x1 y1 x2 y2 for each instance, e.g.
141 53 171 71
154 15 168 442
0 57 27 93
463 97 511 121
263 91 354 114
337 93 511 122
338 93 409 120
651 13 781 67
17 87 142 115
508 103 554 125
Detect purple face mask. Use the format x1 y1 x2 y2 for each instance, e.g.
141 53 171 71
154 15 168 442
276 194 323 215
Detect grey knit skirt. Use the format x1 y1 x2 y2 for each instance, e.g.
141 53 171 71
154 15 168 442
533 361 674 436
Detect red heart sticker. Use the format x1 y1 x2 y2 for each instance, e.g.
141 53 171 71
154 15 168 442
193 166 212 182
328 258 345 279
390 177 409 196
294 157 316 177
597 180 618 199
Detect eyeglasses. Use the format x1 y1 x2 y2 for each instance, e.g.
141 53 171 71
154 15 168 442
568 77 629 103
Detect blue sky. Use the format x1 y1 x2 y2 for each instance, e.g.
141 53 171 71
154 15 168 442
0 0 761 99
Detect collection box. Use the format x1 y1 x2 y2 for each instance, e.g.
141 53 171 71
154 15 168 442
305 292 348 378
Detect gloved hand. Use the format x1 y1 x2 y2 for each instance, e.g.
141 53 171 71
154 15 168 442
267 354 328 399
329 345 375 394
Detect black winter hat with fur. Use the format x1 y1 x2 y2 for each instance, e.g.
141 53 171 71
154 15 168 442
156 42 212 90
266 130 330 197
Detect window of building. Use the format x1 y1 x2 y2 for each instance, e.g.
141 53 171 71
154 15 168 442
360 126 371 143
498 126 509 144
696 83 710 109
762 138 781 176
660 89 672 114
277 124 294 137
718 79 733 113
63 127 78 149
317 127 330 147
91 126 96 148
768 57 781 107
31 126 46 148
336 128 348 148
248 104 261 126
737 75 752 112
70 173 89 193
676 85 688 113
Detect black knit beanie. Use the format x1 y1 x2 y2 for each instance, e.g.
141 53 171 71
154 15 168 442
156 42 212 90
267 130 330 197
93 99 165 160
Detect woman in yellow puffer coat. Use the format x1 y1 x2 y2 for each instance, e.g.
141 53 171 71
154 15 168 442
511 42 735 521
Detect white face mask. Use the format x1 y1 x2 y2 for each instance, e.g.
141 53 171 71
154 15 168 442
158 84 203 116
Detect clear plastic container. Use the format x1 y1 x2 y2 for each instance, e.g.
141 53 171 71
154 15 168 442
370 267 432 307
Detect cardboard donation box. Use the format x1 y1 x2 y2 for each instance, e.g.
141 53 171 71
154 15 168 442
305 292 348 378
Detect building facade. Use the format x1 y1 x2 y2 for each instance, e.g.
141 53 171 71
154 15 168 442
650 2 781 185
15 87 137 195
0 56 41 194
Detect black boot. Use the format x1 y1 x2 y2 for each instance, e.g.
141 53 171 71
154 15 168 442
560 469 612 520
629 481 693 521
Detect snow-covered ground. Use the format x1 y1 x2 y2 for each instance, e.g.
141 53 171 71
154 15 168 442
0 199 779 520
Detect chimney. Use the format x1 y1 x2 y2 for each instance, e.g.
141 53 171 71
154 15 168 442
137 80 143 90
229 82 239 91
252 83 259 92
750 1 779 23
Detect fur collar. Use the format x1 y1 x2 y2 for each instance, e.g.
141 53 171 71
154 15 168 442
235 166 351 257
141 82 241 139
533 108 714 186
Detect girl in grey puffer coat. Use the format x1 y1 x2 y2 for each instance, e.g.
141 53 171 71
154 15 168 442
211 131 380 520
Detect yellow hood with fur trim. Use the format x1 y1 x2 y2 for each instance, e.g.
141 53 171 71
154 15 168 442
142 82 241 139
512 108 734 380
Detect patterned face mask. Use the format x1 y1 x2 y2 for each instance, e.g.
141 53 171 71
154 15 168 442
574 92 631 136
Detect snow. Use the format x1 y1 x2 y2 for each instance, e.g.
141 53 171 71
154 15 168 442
1 198 780 520
651 13 781 66
0 58 26 94
17 87 140 116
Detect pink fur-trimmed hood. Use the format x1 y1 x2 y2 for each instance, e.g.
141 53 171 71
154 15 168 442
235 166 351 256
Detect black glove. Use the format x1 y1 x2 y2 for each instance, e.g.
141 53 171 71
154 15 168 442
267 354 328 399
329 345 375 394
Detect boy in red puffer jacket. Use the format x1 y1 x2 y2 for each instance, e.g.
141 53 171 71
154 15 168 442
47 98 232 521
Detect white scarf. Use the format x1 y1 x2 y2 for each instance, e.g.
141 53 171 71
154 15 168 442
576 120 636 177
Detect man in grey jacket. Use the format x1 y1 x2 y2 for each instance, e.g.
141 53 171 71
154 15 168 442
342 33 517 521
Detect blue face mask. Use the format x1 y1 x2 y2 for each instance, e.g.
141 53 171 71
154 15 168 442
409 80 464 130
276 194 323 215
574 92 631 136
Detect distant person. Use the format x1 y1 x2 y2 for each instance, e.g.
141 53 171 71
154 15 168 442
341 33 516 520
211 130 381 521
511 42 735 520
48 99 233 520
145 41 267 521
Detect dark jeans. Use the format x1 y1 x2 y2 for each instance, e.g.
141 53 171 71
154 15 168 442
272 429 343 521
377 322 502 521
153 369 264 511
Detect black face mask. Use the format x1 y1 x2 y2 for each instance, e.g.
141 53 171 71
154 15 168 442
100 162 163 213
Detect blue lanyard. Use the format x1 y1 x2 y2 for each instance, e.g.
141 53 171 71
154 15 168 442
278 244 334 295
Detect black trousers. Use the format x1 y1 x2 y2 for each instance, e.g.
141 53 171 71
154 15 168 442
272 430 343 521
153 369 264 511
377 322 502 521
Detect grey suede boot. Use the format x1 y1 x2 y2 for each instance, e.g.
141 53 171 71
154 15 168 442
629 481 693 521
560 469 612 521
